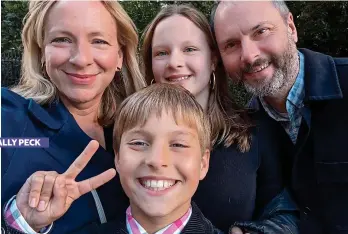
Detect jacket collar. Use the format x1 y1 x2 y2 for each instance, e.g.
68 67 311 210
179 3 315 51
27 99 114 175
113 202 222 234
249 48 343 111
27 99 68 130
299 48 343 101
181 202 222 234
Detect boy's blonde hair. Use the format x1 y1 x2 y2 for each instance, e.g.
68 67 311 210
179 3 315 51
113 83 211 153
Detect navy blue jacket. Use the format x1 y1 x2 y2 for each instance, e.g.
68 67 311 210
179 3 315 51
1 88 298 233
1 89 129 233
71 202 223 234
254 49 348 234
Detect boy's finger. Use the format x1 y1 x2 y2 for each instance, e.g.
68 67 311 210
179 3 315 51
51 175 68 219
77 168 116 196
64 140 99 179
37 171 58 212
28 172 46 208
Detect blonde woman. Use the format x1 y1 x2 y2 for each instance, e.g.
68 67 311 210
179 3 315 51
2 1 145 233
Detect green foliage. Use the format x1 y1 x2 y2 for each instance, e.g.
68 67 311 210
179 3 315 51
120 1 162 35
2 1 347 56
287 1 348 56
1 1 347 103
120 1 214 35
1 1 28 53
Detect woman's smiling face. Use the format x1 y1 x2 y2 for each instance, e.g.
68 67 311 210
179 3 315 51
44 1 123 105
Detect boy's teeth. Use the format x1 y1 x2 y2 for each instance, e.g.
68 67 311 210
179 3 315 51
140 179 176 191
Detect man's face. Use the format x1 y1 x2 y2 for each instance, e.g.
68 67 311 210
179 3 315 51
214 1 299 97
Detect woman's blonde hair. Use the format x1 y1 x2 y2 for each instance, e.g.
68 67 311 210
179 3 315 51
141 4 251 152
12 1 146 126
113 83 211 154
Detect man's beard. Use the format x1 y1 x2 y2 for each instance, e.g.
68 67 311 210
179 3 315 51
232 34 299 98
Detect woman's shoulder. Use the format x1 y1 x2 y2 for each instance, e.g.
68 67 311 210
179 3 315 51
1 87 30 110
1 87 67 132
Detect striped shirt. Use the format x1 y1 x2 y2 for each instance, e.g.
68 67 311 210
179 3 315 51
126 206 192 234
3 196 53 234
260 51 310 144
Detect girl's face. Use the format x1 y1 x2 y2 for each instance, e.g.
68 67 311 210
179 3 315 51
151 15 215 109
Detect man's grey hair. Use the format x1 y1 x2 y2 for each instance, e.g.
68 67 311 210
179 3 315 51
210 0 290 33
272 0 290 20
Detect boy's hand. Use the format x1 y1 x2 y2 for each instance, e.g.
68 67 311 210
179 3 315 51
15 140 117 231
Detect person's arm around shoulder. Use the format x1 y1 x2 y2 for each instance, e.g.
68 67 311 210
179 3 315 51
232 189 299 234
230 121 299 234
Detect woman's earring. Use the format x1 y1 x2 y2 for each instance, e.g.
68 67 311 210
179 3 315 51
151 79 155 85
210 72 216 90
115 67 122 83
41 61 49 79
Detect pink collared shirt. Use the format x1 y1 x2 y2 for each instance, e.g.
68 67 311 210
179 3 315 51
126 206 192 234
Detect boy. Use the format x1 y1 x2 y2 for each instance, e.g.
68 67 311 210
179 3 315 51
110 83 221 233
4 84 222 234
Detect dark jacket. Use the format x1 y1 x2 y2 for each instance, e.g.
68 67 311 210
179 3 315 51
71 202 223 234
254 49 348 234
1 88 298 234
193 120 299 233
1 88 129 233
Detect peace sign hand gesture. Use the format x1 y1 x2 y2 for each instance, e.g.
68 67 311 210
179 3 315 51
15 140 116 232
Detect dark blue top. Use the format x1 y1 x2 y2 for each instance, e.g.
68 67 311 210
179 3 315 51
254 49 348 234
193 115 286 232
1 88 293 233
1 88 129 233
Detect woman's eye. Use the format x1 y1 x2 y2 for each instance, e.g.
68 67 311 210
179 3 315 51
93 39 109 45
52 37 72 43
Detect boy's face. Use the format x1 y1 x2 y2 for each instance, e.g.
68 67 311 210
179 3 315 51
115 111 209 222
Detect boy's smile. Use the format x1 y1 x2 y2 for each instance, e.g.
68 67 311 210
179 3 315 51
138 177 178 194
115 111 209 230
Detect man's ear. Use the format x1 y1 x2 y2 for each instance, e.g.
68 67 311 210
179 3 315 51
199 149 210 180
287 13 298 43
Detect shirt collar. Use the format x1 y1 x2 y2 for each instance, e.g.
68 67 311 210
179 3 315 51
260 51 305 120
298 48 343 101
126 206 192 234
287 51 305 109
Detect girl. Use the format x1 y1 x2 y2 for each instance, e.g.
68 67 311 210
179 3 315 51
141 4 298 234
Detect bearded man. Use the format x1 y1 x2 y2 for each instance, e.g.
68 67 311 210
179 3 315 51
212 1 348 234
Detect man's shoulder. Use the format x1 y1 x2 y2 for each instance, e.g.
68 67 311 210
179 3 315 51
299 48 348 66
1 87 30 110
334 57 348 66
